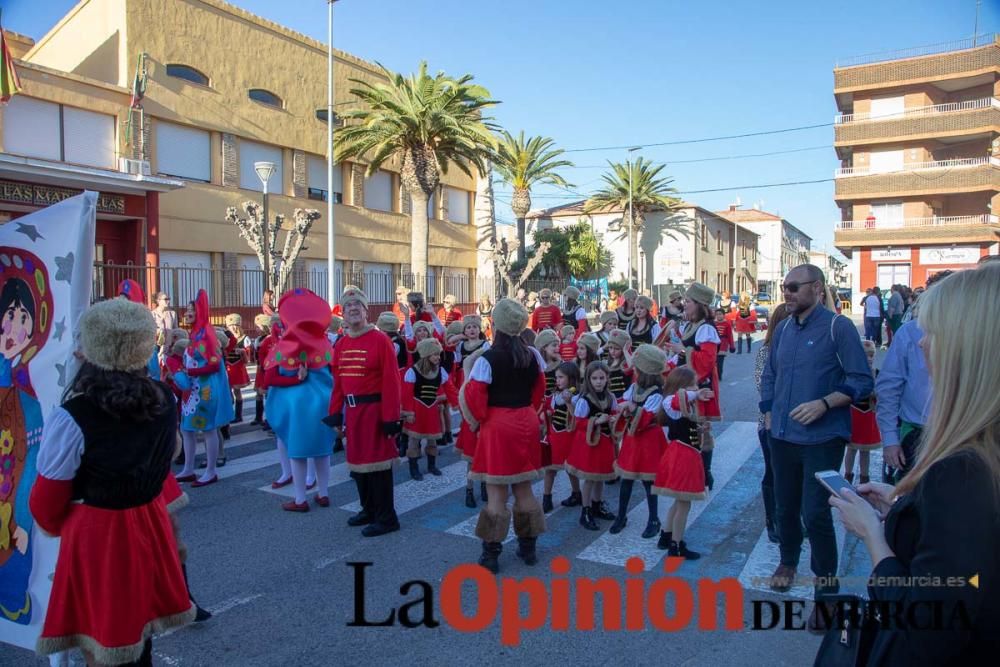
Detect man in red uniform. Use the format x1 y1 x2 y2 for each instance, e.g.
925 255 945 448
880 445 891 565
437 293 463 326
391 285 410 327
529 288 562 331
326 287 403 537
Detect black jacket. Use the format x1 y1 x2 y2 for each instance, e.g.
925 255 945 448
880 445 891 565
866 451 999 665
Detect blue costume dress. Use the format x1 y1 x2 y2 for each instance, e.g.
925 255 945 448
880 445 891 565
265 366 334 459
176 346 234 432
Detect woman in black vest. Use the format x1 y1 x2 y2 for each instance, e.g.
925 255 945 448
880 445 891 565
462 299 547 574
31 298 194 666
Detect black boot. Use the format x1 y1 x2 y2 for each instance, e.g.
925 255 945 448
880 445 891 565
606 477 618 485
579 507 599 531
182 565 212 622
397 433 407 458
669 540 701 560
762 487 778 543
426 455 442 476
542 494 553 513
465 487 476 508
478 541 502 574
333 437 344 454
408 457 423 481
737 337 743 354
702 450 714 491
220 424 231 441
233 395 244 423
591 500 615 521
657 530 673 550
480 482 488 502
609 512 628 534
561 491 582 507
252 396 264 425
641 517 661 539
766 519 779 544
515 537 538 566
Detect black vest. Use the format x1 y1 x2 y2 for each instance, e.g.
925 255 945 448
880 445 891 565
616 308 635 330
666 411 701 451
441 350 455 374
61 384 176 509
629 321 654 347
225 335 246 364
608 367 632 399
584 395 613 436
387 333 408 369
413 370 442 408
551 399 572 433
484 348 539 408
544 367 558 397
562 308 579 328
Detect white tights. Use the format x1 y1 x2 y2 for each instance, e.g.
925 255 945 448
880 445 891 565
179 430 220 482
276 439 317 485
290 456 330 503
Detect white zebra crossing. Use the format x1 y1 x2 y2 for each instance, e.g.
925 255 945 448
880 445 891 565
340 461 470 515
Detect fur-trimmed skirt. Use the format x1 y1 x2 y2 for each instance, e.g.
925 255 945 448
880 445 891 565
455 421 478 462
404 401 445 440
652 439 706 501
849 405 881 451
564 419 617 481
469 406 542 484
545 428 575 471
615 426 667 481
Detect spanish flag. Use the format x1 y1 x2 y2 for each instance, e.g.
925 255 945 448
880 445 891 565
0 12 22 106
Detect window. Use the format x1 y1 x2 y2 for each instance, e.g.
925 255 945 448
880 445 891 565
427 191 437 220
716 230 723 254
249 89 283 109
156 121 210 181
2 96 61 161
307 155 343 203
165 64 210 87
699 221 708 249
62 107 116 169
315 109 342 126
239 140 283 192
700 270 708 285
363 170 393 212
869 95 904 119
445 187 470 224
741 240 747 259
869 201 904 228
869 149 904 174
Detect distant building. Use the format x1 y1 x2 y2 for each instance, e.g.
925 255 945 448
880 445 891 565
809 250 851 290
716 206 812 297
832 34 1000 295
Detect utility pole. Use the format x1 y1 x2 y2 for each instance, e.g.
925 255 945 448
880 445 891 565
626 146 640 290
326 0 338 306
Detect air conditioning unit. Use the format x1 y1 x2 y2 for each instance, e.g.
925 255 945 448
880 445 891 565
119 158 151 176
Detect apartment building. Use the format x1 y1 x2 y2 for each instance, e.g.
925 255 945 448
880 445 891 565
715 206 811 297
832 34 1000 297
808 250 851 291
0 0 483 306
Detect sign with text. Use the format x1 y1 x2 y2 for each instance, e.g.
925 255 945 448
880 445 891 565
0 180 124 215
870 248 911 261
919 246 980 265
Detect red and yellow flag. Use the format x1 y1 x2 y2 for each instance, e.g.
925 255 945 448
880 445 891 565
0 16 23 106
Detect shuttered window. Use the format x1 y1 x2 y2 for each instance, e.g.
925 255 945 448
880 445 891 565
307 155 342 203
363 170 392 212
2 96 61 160
446 187 470 224
156 121 210 181
63 106 116 169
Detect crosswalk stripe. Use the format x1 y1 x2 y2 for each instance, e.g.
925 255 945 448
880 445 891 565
258 461 354 497
340 461 469 516
444 473 574 543
576 421 760 570
214 449 282 481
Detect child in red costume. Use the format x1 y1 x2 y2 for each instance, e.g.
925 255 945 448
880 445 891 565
734 298 756 354
713 308 735 380
540 361 581 513
844 339 881 484
530 288 562 331
224 313 252 423
402 338 458 480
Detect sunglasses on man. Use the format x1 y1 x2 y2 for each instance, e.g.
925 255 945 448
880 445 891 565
781 280 818 293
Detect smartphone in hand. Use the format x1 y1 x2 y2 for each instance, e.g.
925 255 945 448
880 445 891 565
815 470 855 497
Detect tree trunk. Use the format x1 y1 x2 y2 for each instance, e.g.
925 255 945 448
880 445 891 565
409 190 430 293
511 188 531 263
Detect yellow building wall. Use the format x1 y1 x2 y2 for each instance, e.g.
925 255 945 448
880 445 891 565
25 0 128 86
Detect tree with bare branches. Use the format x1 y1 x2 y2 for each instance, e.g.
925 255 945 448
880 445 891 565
225 201 321 294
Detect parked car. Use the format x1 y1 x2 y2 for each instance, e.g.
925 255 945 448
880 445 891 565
754 305 769 330
756 292 772 305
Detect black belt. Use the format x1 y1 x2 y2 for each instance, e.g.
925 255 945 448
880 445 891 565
346 393 381 407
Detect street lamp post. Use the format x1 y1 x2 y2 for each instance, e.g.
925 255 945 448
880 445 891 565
326 0 338 306
255 161 277 293
626 146 640 290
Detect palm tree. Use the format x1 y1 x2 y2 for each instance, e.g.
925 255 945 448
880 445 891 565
494 130 573 263
585 157 684 288
334 62 498 290
567 222 612 280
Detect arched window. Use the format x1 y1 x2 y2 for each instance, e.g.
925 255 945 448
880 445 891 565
165 64 210 87
249 89 283 109
315 109 342 125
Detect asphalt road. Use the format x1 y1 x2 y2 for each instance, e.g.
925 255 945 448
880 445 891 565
5 330 878 667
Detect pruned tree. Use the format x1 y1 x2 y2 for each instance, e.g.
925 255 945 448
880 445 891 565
489 236 550 298
225 201 321 294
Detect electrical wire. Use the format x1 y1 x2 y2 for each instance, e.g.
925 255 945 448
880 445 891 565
562 122 833 153
560 144 830 167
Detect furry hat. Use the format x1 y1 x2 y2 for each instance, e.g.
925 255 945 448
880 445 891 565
622 288 638 301
607 329 631 349
171 339 190 356
560 324 577 339
225 313 242 327
395 285 409 297
685 282 716 307
329 315 343 332
443 293 457 306
214 327 230 349
577 332 600 353
635 295 654 311
538 288 552 299
253 313 271 330
462 314 482 330
413 320 436 338
406 291 424 303
492 298 529 336
533 329 559 351
376 311 400 333
79 299 157 372
416 337 442 360
668 290 683 302
599 311 618 326
632 344 667 375
563 285 581 301
446 320 465 337
341 286 369 309
169 327 189 342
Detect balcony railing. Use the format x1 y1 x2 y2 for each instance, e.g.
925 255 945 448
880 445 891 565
835 97 1000 124
836 34 997 68
835 156 1000 178
835 214 999 231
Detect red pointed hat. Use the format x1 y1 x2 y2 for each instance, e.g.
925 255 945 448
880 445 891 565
265 288 334 370
186 288 220 364
118 279 146 305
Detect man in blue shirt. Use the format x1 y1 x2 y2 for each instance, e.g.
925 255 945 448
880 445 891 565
760 264 873 633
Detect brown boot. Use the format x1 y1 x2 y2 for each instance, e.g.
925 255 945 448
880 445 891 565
770 563 797 592
808 601 837 635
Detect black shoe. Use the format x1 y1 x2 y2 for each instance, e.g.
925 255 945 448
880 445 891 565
478 541 502 574
668 540 701 560
606 478 618 485
542 494 554 513
347 511 374 527
561 491 582 507
333 438 344 454
701 450 714 491
608 514 628 534
197 459 207 469
515 537 538 566
426 455 442 476
480 482 488 502
408 458 423 481
231 417 243 424
579 507 599 531
657 530 673 550
250 419 262 426
396 434 407 458
465 488 476 508
194 605 212 622
174 452 186 466
216 456 227 467
766 519 779 544
361 521 400 537
263 421 273 432
641 518 661 539
592 500 615 521
220 425 231 441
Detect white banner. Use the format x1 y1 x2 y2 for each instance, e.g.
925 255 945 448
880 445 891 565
919 246 980 265
870 248 911 261
0 192 96 651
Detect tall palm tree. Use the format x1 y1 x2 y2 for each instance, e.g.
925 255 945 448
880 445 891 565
494 130 573 263
585 157 684 288
335 62 499 290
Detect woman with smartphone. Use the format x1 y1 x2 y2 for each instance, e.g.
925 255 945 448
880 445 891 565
827 264 1000 665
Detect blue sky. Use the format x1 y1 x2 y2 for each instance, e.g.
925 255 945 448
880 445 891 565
4 0 998 251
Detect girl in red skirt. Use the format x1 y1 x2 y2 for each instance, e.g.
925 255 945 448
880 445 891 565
652 366 715 560
610 345 669 537
456 345 490 508
558 325 578 361
844 339 881 484
224 313 252 424
463 299 547 574
565 361 620 530
535 328 562 398
541 361 581 513
605 329 633 400
402 338 457 480
734 298 756 354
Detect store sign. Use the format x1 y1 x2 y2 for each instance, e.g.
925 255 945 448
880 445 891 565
0 179 125 215
919 246 980 265
871 248 910 261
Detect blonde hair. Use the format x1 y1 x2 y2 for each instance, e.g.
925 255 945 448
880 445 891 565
896 264 1000 498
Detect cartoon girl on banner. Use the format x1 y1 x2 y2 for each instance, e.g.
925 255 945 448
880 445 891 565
0 247 52 625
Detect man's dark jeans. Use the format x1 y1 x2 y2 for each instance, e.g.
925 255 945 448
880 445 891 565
769 435 846 600
864 316 882 346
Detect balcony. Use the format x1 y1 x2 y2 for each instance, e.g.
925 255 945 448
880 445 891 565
834 35 1000 93
834 98 1000 146
834 214 1000 249
834 157 1000 200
